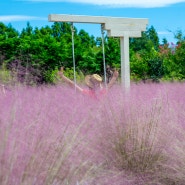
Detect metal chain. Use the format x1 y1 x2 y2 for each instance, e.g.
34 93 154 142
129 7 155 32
71 22 77 91
101 24 107 88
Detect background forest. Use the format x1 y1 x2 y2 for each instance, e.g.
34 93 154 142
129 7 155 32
0 21 185 85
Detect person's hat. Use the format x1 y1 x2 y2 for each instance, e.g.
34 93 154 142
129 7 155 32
85 74 102 88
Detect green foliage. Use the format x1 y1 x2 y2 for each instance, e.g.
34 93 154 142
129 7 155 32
171 41 185 80
1 20 185 84
79 48 101 74
161 32 185 81
105 37 120 68
174 30 185 43
146 26 160 51
43 67 59 84
62 67 84 83
147 57 164 82
130 51 148 81
0 64 12 84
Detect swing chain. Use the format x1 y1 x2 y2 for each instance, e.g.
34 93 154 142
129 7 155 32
71 22 75 33
101 24 107 88
70 22 77 91
101 24 105 35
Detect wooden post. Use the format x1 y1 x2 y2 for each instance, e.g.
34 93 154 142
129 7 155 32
120 36 130 90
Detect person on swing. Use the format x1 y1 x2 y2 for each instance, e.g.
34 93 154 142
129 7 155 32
58 67 119 99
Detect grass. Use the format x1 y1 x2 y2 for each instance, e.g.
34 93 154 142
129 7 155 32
0 82 185 184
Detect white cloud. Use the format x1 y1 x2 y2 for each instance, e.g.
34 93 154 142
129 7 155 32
0 15 47 22
21 0 185 8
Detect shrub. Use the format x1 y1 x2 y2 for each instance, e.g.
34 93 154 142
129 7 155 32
0 64 12 85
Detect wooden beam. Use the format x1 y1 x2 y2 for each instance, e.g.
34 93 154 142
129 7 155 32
48 14 148 25
107 30 142 37
103 23 147 31
48 14 106 24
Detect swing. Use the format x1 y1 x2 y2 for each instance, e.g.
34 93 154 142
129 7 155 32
50 14 148 89
70 23 77 91
70 23 107 90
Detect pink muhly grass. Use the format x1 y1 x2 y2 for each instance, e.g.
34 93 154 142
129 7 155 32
89 82 185 184
0 82 185 184
0 85 101 185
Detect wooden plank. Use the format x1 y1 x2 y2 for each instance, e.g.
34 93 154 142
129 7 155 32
107 30 142 37
48 14 106 24
105 16 148 25
48 14 148 25
103 23 147 31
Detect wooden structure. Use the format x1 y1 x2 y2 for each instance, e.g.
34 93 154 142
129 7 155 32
48 14 148 89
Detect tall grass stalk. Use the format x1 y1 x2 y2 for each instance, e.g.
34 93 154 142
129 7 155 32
0 83 185 184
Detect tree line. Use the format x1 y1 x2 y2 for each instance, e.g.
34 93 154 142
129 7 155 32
0 21 185 85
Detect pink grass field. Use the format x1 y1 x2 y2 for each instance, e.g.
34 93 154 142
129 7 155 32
0 82 185 185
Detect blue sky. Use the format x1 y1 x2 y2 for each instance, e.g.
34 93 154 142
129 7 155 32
1 0 185 44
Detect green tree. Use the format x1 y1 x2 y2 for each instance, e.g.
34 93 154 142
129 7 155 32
130 26 161 81
172 41 185 80
0 23 19 60
162 38 168 45
146 25 160 51
20 22 33 38
105 37 120 69
130 50 148 82
161 30 185 81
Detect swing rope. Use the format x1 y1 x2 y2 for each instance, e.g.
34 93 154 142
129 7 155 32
101 24 107 88
71 22 77 91
70 23 107 90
